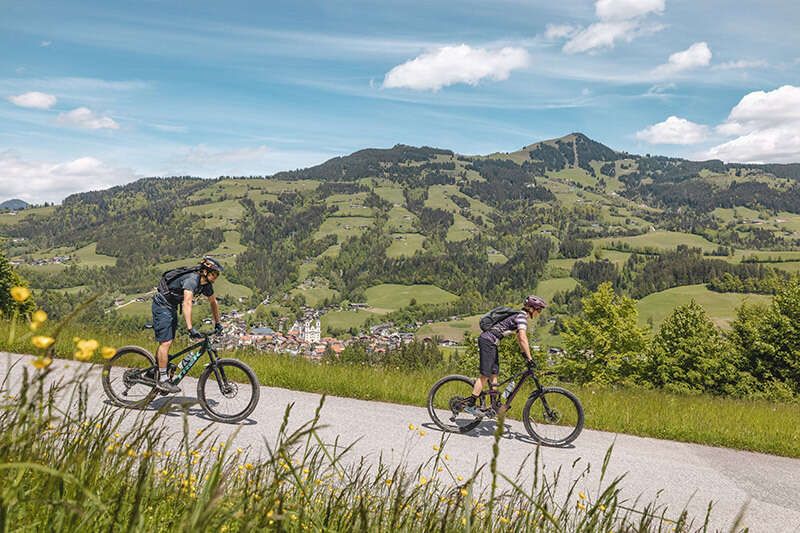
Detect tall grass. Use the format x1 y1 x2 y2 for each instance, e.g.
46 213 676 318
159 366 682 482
0 366 715 531
5 320 800 458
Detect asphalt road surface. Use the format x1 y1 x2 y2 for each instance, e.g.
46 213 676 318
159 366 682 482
2 352 799 532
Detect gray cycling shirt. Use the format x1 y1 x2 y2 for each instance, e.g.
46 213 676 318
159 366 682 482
480 311 528 344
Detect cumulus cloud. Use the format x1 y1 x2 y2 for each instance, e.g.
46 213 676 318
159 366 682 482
652 42 712 77
7 91 57 109
56 107 119 130
382 45 530 91
0 151 136 203
636 116 709 144
544 24 579 40
556 0 665 54
704 85 800 163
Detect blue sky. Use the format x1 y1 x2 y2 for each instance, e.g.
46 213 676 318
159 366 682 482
1 0 799 202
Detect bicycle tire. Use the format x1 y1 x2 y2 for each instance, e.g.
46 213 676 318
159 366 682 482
427 375 484 433
101 345 158 408
522 386 584 446
197 359 260 423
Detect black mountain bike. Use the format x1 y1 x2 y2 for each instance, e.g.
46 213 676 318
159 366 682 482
427 363 584 446
102 333 260 423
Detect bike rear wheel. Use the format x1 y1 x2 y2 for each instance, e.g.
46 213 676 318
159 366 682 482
522 387 584 446
101 346 158 408
427 375 485 433
197 359 260 423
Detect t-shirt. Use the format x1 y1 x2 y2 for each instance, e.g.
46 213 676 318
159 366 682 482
480 311 528 345
162 272 213 306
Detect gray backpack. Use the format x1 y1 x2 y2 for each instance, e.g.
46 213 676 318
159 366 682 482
479 306 518 332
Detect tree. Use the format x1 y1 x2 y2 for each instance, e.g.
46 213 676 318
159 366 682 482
559 282 648 385
0 252 35 317
642 301 737 394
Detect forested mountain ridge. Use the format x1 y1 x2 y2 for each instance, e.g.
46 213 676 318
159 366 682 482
5 133 800 336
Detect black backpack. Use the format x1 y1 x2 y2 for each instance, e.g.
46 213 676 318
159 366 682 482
158 265 201 302
479 306 519 332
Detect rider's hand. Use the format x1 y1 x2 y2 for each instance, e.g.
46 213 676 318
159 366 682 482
525 358 536 370
188 327 203 339
214 322 223 335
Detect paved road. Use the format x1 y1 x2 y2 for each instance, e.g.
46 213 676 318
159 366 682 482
3 353 799 532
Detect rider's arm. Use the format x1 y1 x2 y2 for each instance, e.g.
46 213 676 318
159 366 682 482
183 289 194 330
516 329 532 361
208 294 220 324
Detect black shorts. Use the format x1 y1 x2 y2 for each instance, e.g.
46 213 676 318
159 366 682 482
152 293 178 343
478 335 499 376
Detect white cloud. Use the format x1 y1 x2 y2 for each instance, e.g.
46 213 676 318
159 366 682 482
705 85 800 163
382 45 529 91
595 0 665 20
652 42 712 77
544 24 578 40
7 91 57 109
180 144 270 164
56 107 119 130
635 116 709 144
557 0 665 54
712 59 767 71
0 151 136 203
40 40 51 47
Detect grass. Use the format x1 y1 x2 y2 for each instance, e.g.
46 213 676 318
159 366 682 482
595 231 720 253
535 278 578 303
636 284 772 329
0 205 56 226
291 280 339 307
488 251 508 265
416 315 481 342
387 233 425 258
0 365 714 532
183 200 245 230
73 242 117 267
387 206 418 233
364 284 458 311
314 216 373 242
446 214 477 242
208 230 247 256
320 309 378 334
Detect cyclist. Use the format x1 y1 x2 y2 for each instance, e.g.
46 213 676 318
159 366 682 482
464 295 547 418
151 257 224 393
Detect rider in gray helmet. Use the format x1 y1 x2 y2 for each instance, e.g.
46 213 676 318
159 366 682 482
464 295 547 418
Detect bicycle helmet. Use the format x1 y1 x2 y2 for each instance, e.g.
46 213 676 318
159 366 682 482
200 256 224 273
523 295 546 310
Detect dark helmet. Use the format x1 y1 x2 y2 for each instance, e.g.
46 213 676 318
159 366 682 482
200 256 224 273
523 295 546 311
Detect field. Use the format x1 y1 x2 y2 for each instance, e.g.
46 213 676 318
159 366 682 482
535 277 578 303
386 233 425 257
416 314 481 342
386 206 418 232
291 280 339 307
320 309 378 334
364 284 458 312
314 216 373 242
208 230 247 256
73 242 117 267
636 284 772 329
595 231 720 253
183 200 245 230
0 206 55 226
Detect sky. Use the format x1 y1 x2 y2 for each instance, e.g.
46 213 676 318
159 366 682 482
1 0 799 203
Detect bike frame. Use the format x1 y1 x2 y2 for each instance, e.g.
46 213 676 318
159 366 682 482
167 335 223 384
483 367 545 413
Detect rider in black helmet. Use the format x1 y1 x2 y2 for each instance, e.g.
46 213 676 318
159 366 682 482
465 295 547 418
151 257 224 394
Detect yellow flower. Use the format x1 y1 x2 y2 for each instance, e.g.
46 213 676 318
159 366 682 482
444 454 451 461
418 430 427 437
456 475 464 482
31 336 55 349
419 476 428 486
245 463 254 471
74 349 92 362
578 491 587 500
576 501 586 511
459 488 468 497
437 466 443 473
77 338 99 352
499 516 510 524
29 321 40 331
10 286 31 302
408 423 416 431
101 346 116 359
385 478 393 486
32 309 47 323
32 356 52 370
599 504 607 512
432 444 440 451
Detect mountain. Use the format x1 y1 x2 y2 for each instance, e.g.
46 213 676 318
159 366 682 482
0 199 29 211
5 133 800 334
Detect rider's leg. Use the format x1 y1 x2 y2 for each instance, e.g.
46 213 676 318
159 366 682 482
156 340 172 372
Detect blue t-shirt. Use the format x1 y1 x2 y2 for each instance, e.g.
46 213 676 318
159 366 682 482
480 311 528 345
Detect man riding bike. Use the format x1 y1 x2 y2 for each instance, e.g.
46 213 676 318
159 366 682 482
151 257 224 394
464 295 547 418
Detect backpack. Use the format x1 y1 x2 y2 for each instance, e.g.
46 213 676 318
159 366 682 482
479 306 519 332
157 265 201 303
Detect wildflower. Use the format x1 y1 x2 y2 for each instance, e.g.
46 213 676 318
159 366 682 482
385 479 393 486
418 430 427 437
419 476 428 486
432 444 440 451
196 429 204 437
74 338 99 361
499 516 510 524
245 463 254 471
128 449 137 458
599 504 607 512
32 356 52 370
302 467 310 475
32 309 47 323
437 466 443 473
101 346 116 359
444 454 451 461
576 501 586 511
236 447 243 454
31 336 55 349
10 286 31 302
107 444 116 453
456 475 464 482
408 423 416 431
29 321 40 331
459 488 468 497
578 490 587 500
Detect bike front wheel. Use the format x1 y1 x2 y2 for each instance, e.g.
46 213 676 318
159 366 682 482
101 346 158 408
522 387 584 446
197 359 260 423
427 375 485 433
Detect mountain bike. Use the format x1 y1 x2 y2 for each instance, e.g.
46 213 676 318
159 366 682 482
427 362 584 446
101 332 259 423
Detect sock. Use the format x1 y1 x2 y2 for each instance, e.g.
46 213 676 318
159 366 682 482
159 369 168 382
467 394 479 406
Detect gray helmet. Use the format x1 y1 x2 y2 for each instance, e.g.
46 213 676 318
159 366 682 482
523 295 546 310
200 256 224 273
